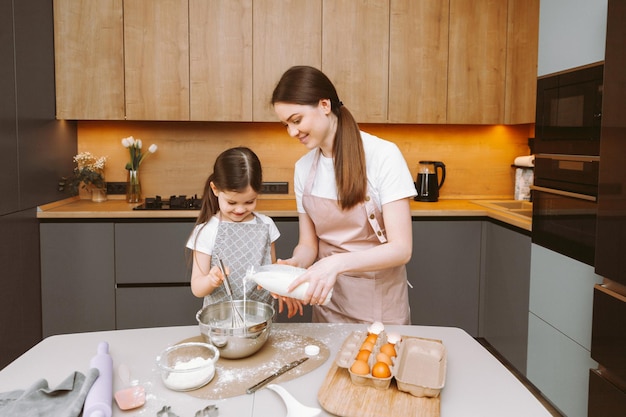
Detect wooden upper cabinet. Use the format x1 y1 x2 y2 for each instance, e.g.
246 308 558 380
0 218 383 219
53 0 538 124
389 0 449 124
53 0 124 120
252 0 322 122
504 0 539 124
322 0 389 123
190 0 253 121
124 0 190 120
447 0 507 124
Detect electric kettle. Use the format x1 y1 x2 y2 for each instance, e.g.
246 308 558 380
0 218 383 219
414 161 446 202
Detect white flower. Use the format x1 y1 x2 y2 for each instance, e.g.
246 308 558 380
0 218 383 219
123 136 157 171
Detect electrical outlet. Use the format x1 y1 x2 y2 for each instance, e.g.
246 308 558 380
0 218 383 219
107 182 127 195
261 182 289 194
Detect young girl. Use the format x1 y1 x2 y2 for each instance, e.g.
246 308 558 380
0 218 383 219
187 147 281 308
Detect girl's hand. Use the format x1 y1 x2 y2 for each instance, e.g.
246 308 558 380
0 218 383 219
276 258 297 266
276 296 304 318
191 252 227 298
206 264 225 290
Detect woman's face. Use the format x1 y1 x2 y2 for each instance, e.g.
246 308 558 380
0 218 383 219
274 99 336 155
210 184 257 223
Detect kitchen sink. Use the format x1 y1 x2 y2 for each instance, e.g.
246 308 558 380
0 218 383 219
483 201 532 210
472 200 533 219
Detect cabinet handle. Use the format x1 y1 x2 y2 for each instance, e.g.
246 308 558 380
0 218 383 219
530 185 597 202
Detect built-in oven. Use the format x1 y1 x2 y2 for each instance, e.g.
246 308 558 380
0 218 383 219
531 154 599 266
534 63 603 156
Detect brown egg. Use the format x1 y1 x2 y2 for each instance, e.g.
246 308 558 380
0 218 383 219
371 361 391 378
365 334 378 345
376 352 393 366
355 349 371 362
360 341 375 352
350 360 370 375
380 343 396 358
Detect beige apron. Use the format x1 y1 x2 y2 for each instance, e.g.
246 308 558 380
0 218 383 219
205 213 274 307
303 151 410 324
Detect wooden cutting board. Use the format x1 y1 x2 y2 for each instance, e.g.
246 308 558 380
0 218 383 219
318 363 440 417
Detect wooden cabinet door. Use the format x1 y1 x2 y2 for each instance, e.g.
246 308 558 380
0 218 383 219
252 0 322 122
124 0 189 120
322 0 389 123
448 0 507 124
190 0 253 121
504 0 539 124
53 0 124 119
389 0 449 123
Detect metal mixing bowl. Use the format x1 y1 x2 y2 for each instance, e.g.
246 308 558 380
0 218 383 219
196 300 275 359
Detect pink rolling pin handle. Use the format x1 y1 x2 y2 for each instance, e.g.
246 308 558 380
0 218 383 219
83 342 113 417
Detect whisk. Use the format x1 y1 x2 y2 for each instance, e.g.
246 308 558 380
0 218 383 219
216 256 246 328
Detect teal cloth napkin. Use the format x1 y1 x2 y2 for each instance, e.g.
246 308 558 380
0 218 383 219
0 368 99 417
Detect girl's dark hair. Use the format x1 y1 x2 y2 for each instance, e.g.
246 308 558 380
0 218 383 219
271 66 367 209
195 146 263 225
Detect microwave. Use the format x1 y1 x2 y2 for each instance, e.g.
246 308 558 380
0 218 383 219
534 63 604 156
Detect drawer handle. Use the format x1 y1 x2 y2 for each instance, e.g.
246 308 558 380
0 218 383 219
530 185 597 202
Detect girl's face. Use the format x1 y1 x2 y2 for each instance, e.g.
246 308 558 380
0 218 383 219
274 99 336 156
210 184 258 222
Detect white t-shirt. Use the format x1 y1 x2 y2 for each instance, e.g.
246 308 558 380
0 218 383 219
186 212 280 255
294 131 417 213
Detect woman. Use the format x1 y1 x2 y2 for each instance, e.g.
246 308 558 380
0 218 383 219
271 66 417 324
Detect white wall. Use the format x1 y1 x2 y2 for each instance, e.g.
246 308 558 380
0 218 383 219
538 0 608 75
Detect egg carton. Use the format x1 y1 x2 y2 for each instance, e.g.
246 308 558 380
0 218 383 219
335 330 395 390
335 331 447 396
393 336 447 398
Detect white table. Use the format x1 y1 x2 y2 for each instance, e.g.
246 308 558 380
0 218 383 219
0 324 551 417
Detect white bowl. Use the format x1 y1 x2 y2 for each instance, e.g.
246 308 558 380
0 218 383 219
156 342 219 391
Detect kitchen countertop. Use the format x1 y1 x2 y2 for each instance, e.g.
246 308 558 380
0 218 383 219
0 323 551 417
37 197 531 231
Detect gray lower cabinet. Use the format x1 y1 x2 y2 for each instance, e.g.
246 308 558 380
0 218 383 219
407 220 482 336
40 221 202 335
480 221 531 375
114 222 201 329
40 222 116 337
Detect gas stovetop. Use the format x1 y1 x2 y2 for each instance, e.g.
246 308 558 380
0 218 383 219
133 195 202 210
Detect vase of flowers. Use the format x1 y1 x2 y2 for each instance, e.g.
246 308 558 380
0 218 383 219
61 152 108 202
122 136 157 203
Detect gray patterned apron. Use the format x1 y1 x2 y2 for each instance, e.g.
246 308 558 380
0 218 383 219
303 150 410 324
202 213 274 307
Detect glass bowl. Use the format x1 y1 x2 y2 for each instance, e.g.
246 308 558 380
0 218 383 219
156 342 219 391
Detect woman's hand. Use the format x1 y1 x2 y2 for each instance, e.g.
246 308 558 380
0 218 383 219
287 255 341 305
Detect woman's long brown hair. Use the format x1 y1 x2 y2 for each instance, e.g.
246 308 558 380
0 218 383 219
271 66 367 210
